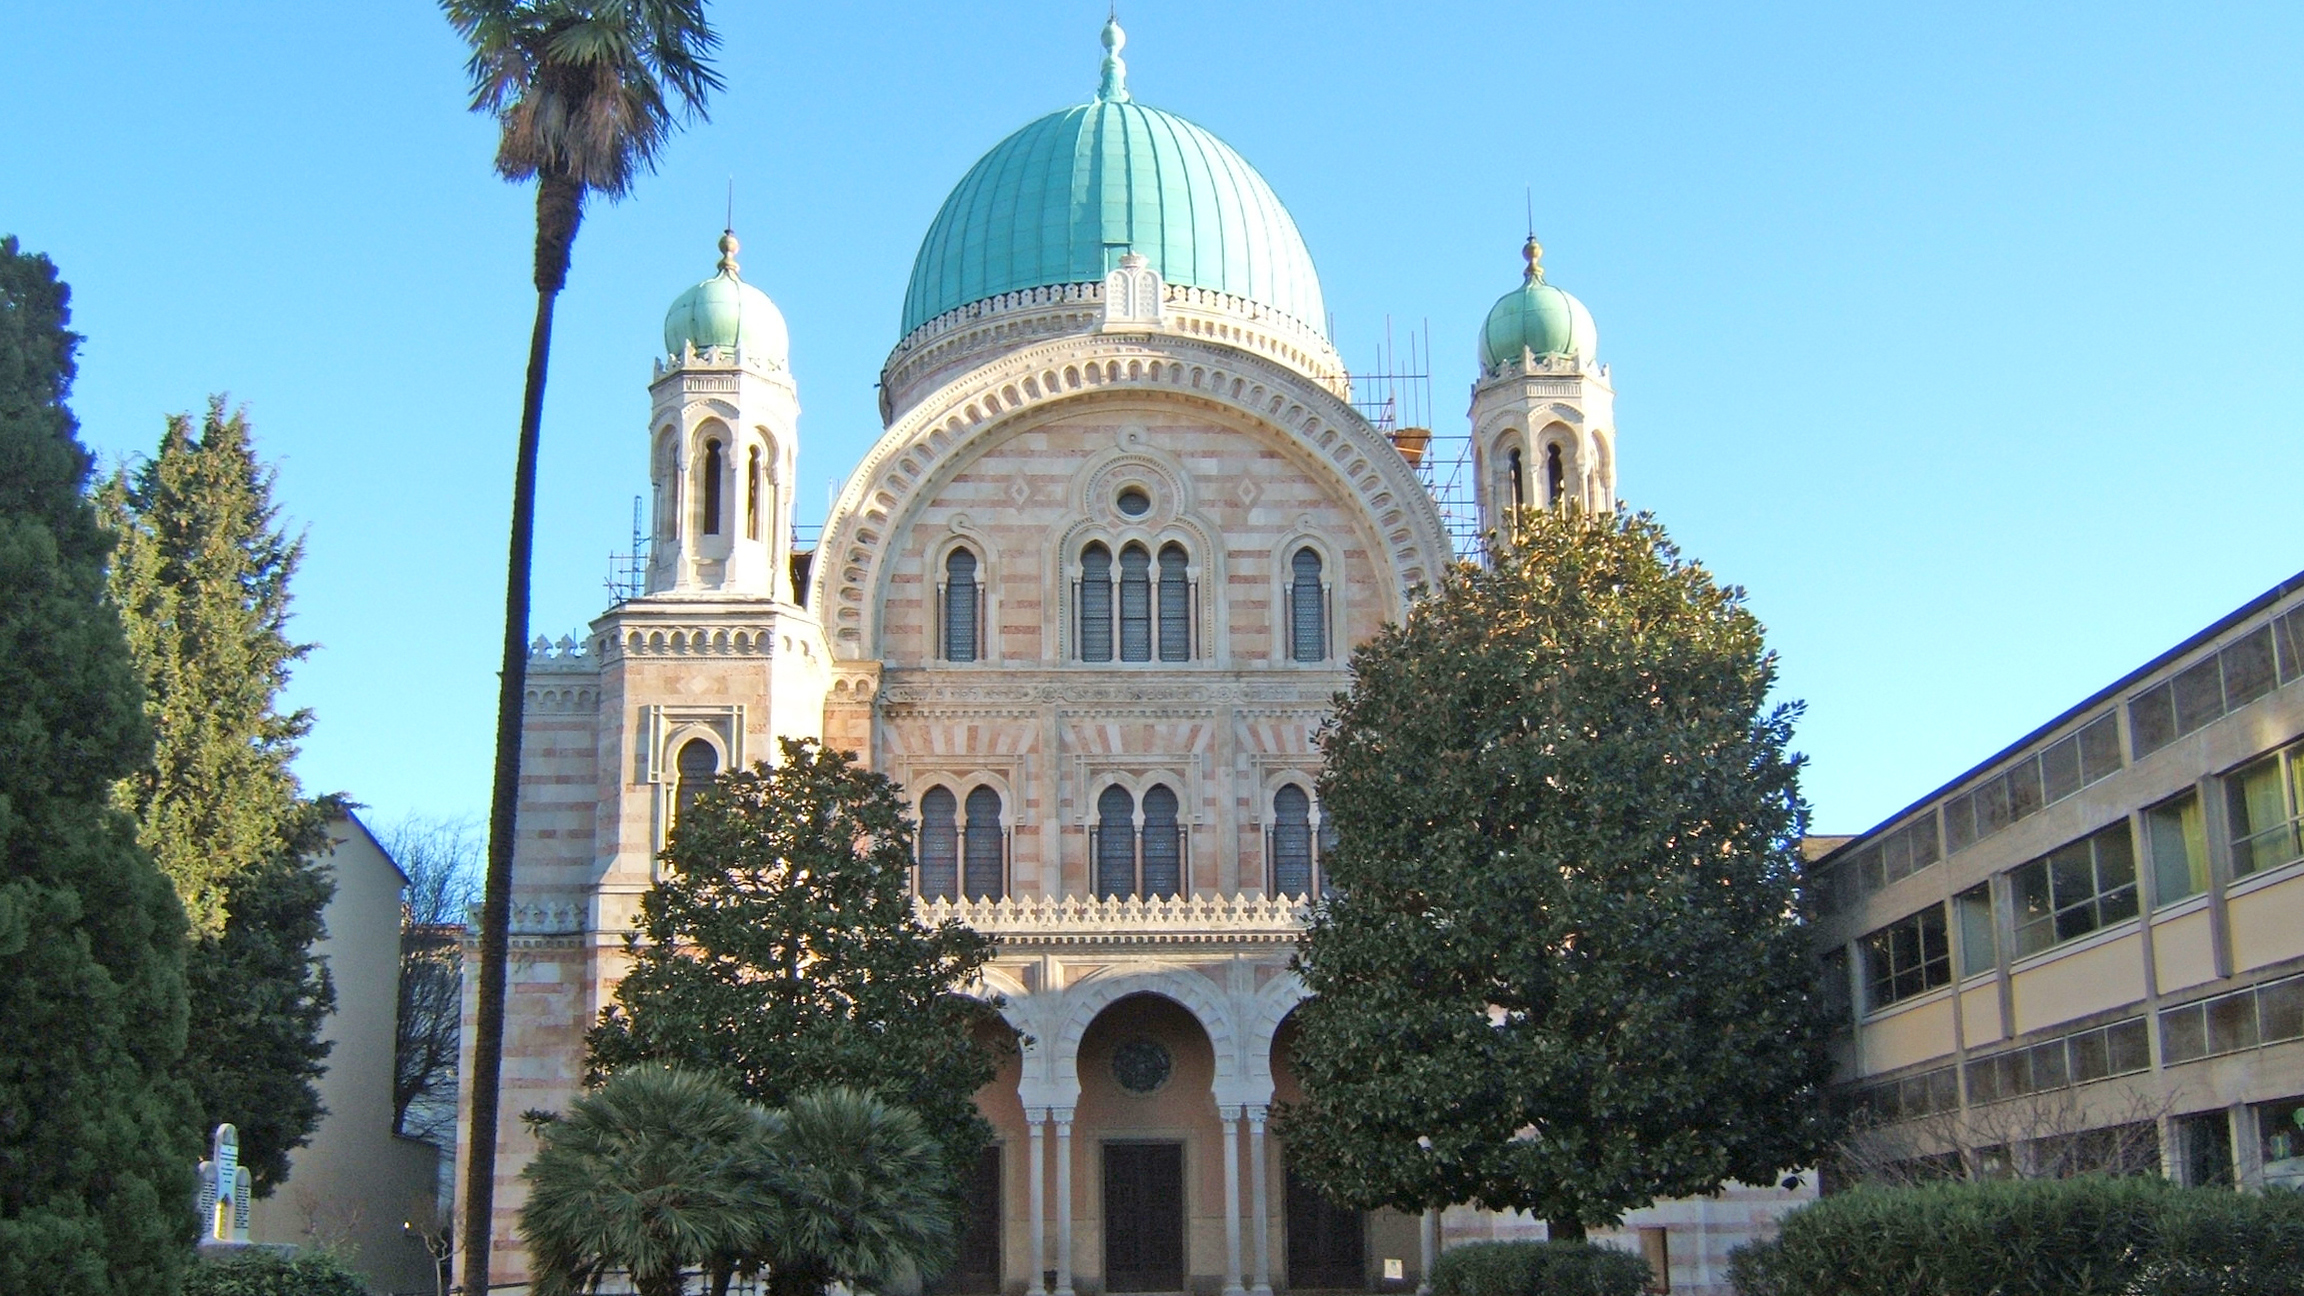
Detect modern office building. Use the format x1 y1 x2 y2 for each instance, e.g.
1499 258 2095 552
1810 572 2304 1190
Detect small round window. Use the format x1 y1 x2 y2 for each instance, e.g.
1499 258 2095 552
1116 486 1151 517
1111 1038 1172 1094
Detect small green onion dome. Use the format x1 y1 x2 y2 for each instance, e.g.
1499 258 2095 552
1478 236 1597 370
663 231 789 362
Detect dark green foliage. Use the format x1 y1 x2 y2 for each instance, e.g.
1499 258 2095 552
1430 1240 1651 1296
588 739 1005 1212
1284 507 1837 1233
181 1249 366 1296
102 400 335 1195
520 1067 956 1296
0 235 199 1293
1727 1178 2304 1296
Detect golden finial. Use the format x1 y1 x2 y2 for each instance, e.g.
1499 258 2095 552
717 229 740 277
1522 234 1544 284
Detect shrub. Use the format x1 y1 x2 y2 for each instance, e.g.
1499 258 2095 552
1727 1178 2304 1296
184 1247 368 1296
1430 1239 1651 1296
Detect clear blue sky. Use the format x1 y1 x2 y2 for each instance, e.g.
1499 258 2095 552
7 2 2300 836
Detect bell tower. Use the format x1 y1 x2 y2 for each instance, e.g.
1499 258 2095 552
647 230 801 600
1467 235 1617 534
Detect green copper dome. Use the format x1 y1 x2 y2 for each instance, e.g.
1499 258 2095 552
899 19 1326 338
664 231 789 362
1478 237 1597 370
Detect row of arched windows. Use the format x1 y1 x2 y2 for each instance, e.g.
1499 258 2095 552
918 784 1005 901
936 543 1330 663
691 436 771 542
1095 784 1185 898
1504 442 1567 511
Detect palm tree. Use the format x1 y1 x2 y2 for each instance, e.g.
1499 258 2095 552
520 1065 771 1296
758 1088 959 1296
438 5 720 1293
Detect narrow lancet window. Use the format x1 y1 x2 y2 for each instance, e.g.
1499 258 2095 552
944 547 979 662
1273 785 1314 896
675 739 720 822
1095 784 1136 897
1119 543 1152 662
963 786 1004 899
701 439 724 536
1158 543 1190 661
1507 446 1525 511
918 786 959 900
1290 547 1326 662
1079 543 1114 662
746 447 762 539
1141 784 1182 898
1545 442 1565 506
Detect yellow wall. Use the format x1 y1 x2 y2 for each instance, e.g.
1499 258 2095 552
2229 875 2304 973
1861 995 1957 1075
1960 983 2004 1047
2012 931 2145 1035
2151 907 2220 995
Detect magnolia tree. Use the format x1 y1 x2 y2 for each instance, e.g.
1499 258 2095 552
1282 507 1838 1238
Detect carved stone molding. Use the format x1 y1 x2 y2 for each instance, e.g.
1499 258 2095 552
916 891 1309 946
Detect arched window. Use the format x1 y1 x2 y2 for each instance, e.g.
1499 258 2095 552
1095 784 1136 898
918 786 959 900
1545 442 1565 506
1272 785 1313 896
746 447 762 540
1140 784 1182 898
1079 544 1113 662
1118 543 1152 662
943 547 980 662
701 439 724 536
675 738 720 821
1157 544 1190 662
1290 548 1326 663
1507 446 1526 511
963 786 1004 899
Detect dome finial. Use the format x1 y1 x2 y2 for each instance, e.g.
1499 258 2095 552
1522 233 1544 284
717 228 740 278
1098 13 1130 103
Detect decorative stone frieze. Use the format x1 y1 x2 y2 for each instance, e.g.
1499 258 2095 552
916 891 1308 945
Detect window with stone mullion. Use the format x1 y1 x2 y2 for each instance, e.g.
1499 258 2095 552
1157 544 1190 661
963 785 1003 899
1119 544 1152 662
1141 784 1182 897
1079 544 1114 662
1095 784 1136 898
918 786 960 900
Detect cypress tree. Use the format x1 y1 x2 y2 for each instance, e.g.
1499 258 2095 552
103 399 336 1195
0 235 199 1294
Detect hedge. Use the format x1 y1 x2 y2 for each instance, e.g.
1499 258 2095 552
1728 1176 2304 1296
1429 1240 1651 1296
184 1247 368 1296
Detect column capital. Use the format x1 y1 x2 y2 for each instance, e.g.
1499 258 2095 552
1246 1104 1270 1128
1219 1102 1246 1121
1052 1105 1077 1128
1025 1105 1051 1123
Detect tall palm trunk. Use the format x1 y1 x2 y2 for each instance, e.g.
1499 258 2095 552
461 173 582 1296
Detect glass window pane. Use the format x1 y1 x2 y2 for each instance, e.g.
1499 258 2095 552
2259 1097 2304 1188
2048 842 2096 911
2173 656 2225 736
2079 713 2124 784
1956 884 1997 978
1157 545 1190 662
2162 1005 2207 1064
918 786 960 901
2221 627 2277 707
2008 759 2045 821
1977 777 2014 836
2029 1040 2069 1089
1095 784 1135 897
1272 785 1314 896
2207 991 2260 1055
1945 793 1977 854
2228 756 2287 877
944 548 978 662
2277 608 2304 684
1920 904 1950 984
1966 1058 1998 1104
2093 823 2136 890
1079 545 1113 662
2107 1019 2150 1074
1882 826 1912 883
2041 737 2083 803
2130 685 2177 757
2258 977 2304 1044
1910 815 1941 869
1290 547 1325 662
2069 1029 2109 1083
963 786 1004 900
2149 793 2208 906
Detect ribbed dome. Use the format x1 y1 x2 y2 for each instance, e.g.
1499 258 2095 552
899 19 1325 338
664 231 789 363
1478 237 1597 370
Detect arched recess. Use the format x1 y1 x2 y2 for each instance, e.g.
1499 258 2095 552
1048 967 1245 1107
814 339 1450 660
1239 972 1310 1105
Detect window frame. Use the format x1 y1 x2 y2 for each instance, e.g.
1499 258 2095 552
2010 821 2139 959
2225 740 2304 880
1861 903 1952 1012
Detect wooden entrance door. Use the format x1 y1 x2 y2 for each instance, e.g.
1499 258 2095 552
929 1144 1002 1294
1284 1165 1365 1290
1102 1141 1185 1292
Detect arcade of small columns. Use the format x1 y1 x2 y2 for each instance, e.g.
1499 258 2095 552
979 957 1436 1296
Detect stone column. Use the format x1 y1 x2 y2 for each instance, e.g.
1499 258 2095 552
1055 1108 1077 1296
1247 1105 1273 1296
1417 1208 1438 1296
1027 1108 1049 1296
1220 1104 1246 1296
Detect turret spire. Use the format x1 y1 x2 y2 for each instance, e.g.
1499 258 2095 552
1097 16 1130 103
